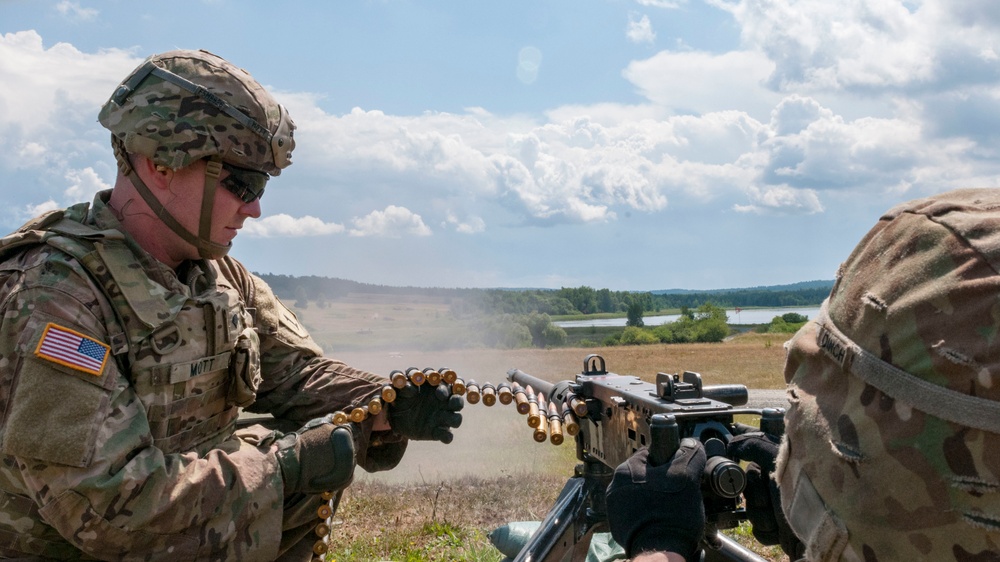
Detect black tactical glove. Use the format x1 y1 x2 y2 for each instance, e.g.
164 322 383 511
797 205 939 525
276 416 357 496
606 438 707 560
727 431 804 559
388 381 464 444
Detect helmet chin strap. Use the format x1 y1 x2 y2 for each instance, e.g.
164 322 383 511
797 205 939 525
114 139 232 260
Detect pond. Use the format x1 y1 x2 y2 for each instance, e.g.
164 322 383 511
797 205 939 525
553 306 822 328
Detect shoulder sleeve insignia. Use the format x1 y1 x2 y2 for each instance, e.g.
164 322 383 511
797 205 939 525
34 323 110 376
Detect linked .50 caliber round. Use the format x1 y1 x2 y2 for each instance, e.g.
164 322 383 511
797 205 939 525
423 368 442 386
481 382 497 406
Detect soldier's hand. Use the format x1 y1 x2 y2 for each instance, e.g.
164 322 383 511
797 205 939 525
606 438 707 560
727 431 804 559
276 416 357 496
388 381 463 444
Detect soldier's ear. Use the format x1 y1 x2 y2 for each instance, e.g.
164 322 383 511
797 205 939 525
133 155 173 190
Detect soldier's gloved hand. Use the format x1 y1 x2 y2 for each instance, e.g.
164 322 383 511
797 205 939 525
276 416 357 496
388 382 463 444
606 438 707 560
727 431 804 559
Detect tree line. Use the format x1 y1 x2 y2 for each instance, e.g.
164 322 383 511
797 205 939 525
258 273 834 317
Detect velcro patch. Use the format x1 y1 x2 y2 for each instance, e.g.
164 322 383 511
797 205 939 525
34 323 110 376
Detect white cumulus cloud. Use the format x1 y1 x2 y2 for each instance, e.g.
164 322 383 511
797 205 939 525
627 13 656 44
242 214 345 237
55 1 98 21
349 206 432 238
64 167 110 201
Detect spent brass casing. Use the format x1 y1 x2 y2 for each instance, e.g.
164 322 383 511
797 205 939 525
497 382 513 405
439 367 458 385
381 385 397 404
390 370 408 390
466 379 481 405
406 367 426 386
423 368 442 386
350 405 369 423
452 377 467 395
562 408 580 436
481 382 497 406
512 383 530 415
368 397 383 416
332 411 349 425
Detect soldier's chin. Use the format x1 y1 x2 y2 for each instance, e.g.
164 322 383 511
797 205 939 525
200 241 233 260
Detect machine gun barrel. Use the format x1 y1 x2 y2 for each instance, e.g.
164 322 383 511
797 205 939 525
507 369 555 403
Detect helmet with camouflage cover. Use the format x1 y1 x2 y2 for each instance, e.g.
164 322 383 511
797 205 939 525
98 49 295 259
777 188 1000 561
99 48 294 175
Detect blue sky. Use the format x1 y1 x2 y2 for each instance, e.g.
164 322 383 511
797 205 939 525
3 0 999 291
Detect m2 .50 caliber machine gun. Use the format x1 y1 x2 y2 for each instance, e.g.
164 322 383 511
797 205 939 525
506 354 784 562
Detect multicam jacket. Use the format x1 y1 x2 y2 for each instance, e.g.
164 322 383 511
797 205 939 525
0 190 398 560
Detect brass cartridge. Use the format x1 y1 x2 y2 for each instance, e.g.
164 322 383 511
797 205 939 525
497 382 514 405
439 367 458 385
331 411 348 425
547 402 564 445
315 522 330 537
528 394 549 443
466 379 481 405
481 382 497 406
526 386 541 428
512 383 530 415
381 385 397 404
452 377 467 396
566 391 588 417
390 370 408 390
423 368 442 386
562 407 580 436
317 503 333 519
367 397 383 416
350 405 369 423
312 540 328 555
406 367 426 386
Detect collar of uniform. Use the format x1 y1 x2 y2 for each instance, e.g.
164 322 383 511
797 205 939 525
91 190 213 295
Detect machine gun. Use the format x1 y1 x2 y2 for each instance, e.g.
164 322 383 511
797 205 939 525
506 354 784 562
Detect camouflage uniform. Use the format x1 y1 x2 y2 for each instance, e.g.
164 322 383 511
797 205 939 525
0 190 403 560
778 188 1000 561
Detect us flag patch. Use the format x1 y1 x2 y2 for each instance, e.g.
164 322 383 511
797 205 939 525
34 323 110 376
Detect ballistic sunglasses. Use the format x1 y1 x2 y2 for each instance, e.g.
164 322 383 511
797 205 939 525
221 162 269 203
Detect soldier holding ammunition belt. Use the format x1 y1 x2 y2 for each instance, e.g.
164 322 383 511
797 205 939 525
0 49 462 561
608 189 1000 561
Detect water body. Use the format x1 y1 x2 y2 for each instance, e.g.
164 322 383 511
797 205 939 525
554 306 822 328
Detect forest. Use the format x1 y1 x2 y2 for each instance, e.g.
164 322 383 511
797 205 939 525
257 274 833 317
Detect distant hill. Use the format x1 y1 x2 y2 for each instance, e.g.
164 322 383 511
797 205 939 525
257 273 834 298
650 280 834 295
257 273 835 315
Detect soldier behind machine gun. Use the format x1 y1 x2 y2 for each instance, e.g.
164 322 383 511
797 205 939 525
608 188 1000 562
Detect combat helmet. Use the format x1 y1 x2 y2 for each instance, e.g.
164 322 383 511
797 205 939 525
98 49 295 259
777 188 1000 561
